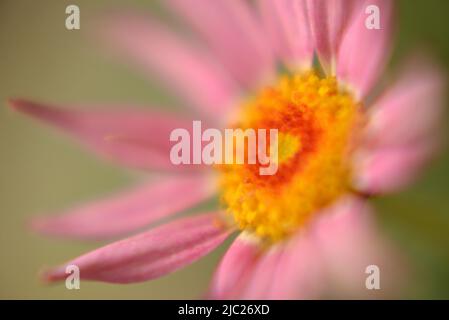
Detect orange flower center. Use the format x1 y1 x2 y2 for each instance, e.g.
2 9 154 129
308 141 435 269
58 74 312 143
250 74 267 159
219 71 364 243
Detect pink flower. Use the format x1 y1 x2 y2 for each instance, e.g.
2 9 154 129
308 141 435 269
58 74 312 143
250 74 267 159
9 0 445 299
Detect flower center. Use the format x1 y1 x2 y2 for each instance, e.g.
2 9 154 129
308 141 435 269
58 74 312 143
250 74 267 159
219 71 364 243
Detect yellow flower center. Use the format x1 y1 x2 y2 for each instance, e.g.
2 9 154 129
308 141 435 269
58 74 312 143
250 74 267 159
219 71 364 243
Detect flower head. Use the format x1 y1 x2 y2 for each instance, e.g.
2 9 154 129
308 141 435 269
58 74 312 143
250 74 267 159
221 71 363 242
10 0 445 299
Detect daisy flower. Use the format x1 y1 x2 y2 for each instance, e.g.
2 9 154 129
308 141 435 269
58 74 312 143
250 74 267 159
9 0 445 299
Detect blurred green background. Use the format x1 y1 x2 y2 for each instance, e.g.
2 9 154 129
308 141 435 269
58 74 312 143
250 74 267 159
1 0 449 299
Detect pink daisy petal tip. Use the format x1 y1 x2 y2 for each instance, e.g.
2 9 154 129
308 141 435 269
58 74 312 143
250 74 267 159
27 175 215 240
42 213 233 284
365 54 446 147
8 98 37 114
7 99 206 172
39 267 66 284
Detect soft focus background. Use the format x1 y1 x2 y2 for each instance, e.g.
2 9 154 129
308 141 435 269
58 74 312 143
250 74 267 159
1 0 449 299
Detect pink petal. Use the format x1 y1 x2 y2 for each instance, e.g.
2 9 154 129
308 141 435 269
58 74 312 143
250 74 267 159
258 0 313 70
311 195 405 297
211 232 325 300
306 0 360 74
353 141 439 194
43 213 232 284
233 229 326 300
225 196 403 299
97 13 239 119
166 0 275 88
365 55 446 147
31 175 215 240
265 232 325 299
238 244 285 300
337 0 394 99
9 99 202 172
208 234 261 299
